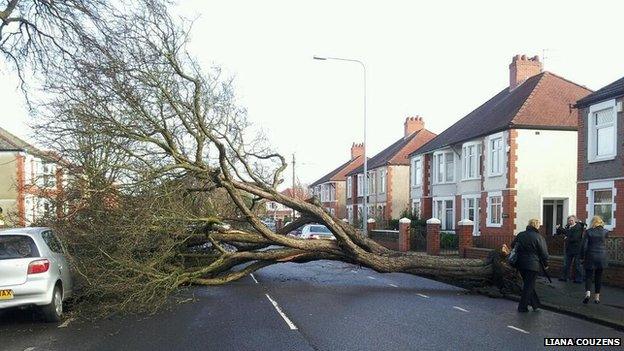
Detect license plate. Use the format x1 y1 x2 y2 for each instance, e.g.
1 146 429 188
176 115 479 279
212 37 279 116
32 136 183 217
0 289 14 300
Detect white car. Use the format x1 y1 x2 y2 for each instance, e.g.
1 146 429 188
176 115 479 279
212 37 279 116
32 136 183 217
300 224 335 240
0 227 73 322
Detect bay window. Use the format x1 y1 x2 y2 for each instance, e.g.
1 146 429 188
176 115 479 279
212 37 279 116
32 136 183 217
433 151 455 184
357 174 364 196
347 177 352 199
434 198 455 230
462 142 480 180
588 99 617 162
462 196 480 235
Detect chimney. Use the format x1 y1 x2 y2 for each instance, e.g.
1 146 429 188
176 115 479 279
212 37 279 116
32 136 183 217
509 54 542 90
404 116 425 137
350 142 364 160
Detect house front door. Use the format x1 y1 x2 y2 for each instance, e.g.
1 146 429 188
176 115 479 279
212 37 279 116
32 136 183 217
542 199 565 235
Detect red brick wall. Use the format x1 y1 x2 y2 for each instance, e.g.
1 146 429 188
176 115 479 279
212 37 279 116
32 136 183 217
576 182 588 223
422 154 432 219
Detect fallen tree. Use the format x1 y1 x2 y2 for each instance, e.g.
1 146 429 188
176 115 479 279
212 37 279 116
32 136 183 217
21 1 519 313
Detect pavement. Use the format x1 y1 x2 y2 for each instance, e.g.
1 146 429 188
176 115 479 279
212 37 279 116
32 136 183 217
526 277 624 330
1 260 623 351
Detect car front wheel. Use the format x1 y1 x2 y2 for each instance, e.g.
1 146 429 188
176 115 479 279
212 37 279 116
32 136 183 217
41 286 63 323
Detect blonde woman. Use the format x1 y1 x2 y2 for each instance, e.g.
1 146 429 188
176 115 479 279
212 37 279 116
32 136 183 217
582 215 609 304
510 219 549 312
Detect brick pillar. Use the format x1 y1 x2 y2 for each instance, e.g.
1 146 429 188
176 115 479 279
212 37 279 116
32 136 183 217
367 218 376 235
398 217 411 252
426 218 441 256
276 218 283 231
457 219 474 258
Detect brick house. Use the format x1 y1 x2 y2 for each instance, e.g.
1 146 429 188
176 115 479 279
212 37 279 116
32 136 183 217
409 55 591 239
309 143 365 218
0 127 65 227
575 76 624 236
265 187 310 221
345 117 436 226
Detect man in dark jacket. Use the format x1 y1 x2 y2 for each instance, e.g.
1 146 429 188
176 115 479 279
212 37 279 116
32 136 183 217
511 219 549 312
555 215 585 283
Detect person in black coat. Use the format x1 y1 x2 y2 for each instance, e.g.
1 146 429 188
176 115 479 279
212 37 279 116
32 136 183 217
511 219 549 312
555 215 585 283
582 215 609 304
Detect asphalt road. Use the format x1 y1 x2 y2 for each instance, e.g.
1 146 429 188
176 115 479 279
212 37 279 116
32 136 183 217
1 260 623 351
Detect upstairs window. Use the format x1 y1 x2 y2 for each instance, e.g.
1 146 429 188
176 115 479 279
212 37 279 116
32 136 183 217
588 99 617 162
346 177 352 199
462 142 481 180
433 151 455 184
357 174 364 196
488 134 504 176
412 157 422 187
379 169 387 194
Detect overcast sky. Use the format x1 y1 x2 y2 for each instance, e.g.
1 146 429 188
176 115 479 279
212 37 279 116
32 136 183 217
1 0 623 189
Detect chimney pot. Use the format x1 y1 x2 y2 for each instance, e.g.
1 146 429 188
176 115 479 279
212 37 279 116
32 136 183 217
509 54 542 90
404 116 425 137
350 142 364 160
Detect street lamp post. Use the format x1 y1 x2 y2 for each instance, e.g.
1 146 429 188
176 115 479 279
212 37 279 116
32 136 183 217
313 56 368 235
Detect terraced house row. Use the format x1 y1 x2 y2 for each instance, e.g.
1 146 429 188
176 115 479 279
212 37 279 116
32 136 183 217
311 54 623 243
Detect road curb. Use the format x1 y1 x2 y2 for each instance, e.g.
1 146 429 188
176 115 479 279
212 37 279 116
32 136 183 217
503 294 624 332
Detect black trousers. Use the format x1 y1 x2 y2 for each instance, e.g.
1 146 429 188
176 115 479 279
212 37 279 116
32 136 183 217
562 252 583 282
518 270 540 311
585 267 604 293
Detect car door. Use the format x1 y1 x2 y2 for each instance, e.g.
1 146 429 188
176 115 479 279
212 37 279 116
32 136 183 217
41 230 72 297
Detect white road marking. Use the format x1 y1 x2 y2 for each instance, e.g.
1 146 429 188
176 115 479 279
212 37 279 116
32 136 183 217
417 293 430 299
250 273 259 284
367 276 376 280
265 294 298 330
453 306 469 312
389 283 398 288
23 348 36 351
350 270 358 273
507 325 530 334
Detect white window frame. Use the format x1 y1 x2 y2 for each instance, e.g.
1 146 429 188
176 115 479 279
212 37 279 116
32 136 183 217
461 194 481 235
587 180 616 230
357 174 364 197
433 150 455 184
411 157 423 187
462 141 481 181
487 133 505 177
379 168 387 194
367 171 376 195
486 191 503 227
433 196 455 230
346 177 352 199
588 99 617 163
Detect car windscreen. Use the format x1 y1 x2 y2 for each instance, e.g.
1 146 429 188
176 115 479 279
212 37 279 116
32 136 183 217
0 235 40 260
309 226 331 234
